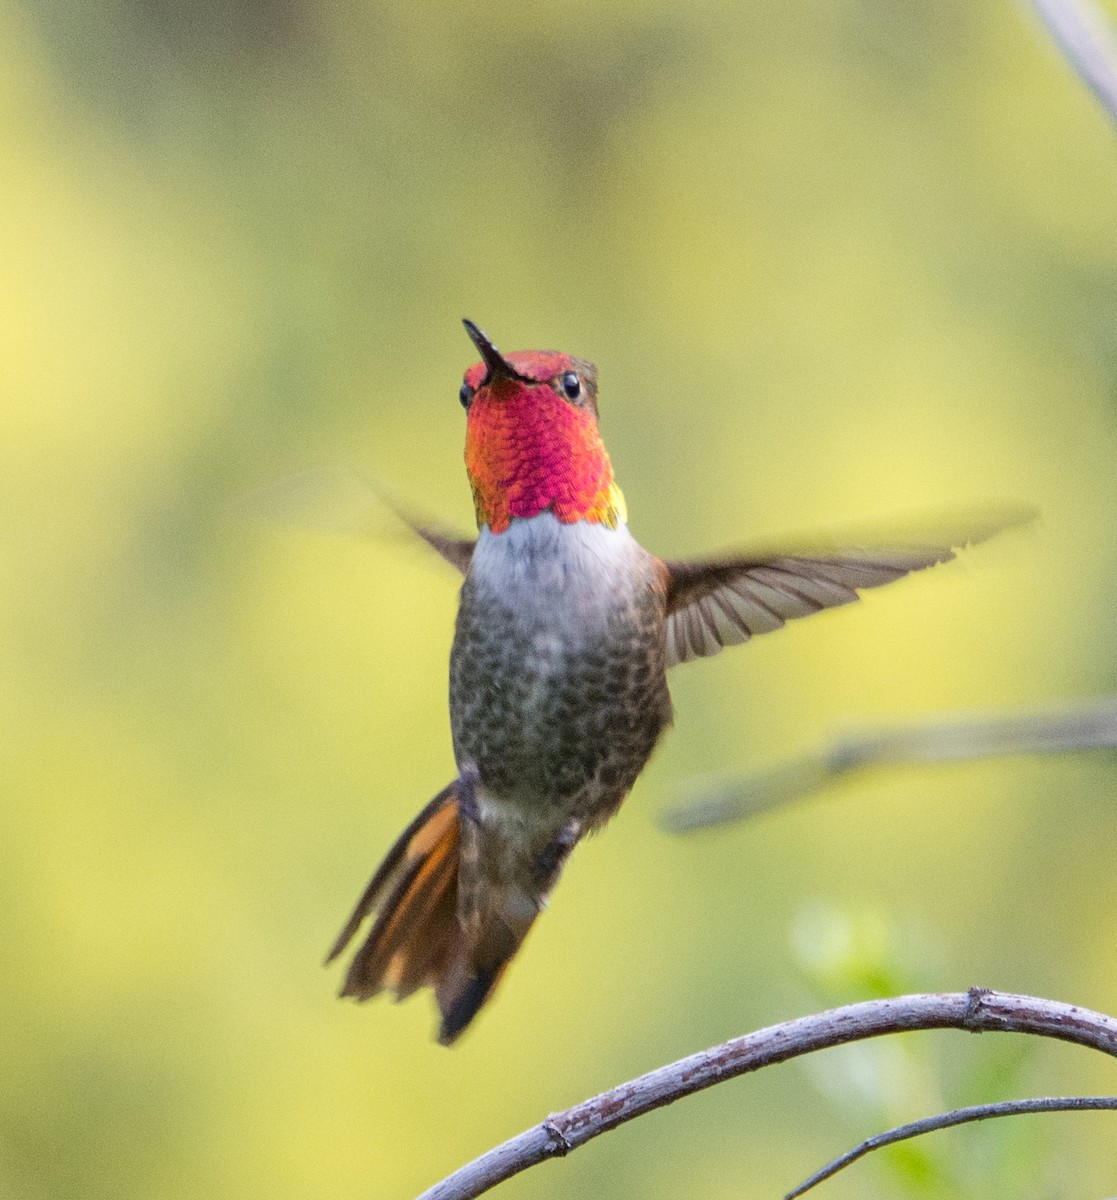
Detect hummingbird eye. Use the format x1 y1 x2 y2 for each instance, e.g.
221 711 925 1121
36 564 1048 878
560 371 581 401
459 383 474 409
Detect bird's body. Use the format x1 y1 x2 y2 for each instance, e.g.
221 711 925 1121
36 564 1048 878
326 321 1025 1044
447 514 671 1016
452 513 671 836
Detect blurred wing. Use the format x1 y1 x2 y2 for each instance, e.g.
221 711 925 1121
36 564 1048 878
405 519 475 574
662 506 1034 668
236 465 475 574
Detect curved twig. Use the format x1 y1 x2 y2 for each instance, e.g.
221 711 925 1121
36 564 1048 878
415 989 1117 1200
786 1095 1117 1198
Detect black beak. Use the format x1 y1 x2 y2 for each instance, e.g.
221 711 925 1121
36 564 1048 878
462 319 519 382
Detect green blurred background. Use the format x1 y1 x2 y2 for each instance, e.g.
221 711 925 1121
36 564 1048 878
3 1 1117 1197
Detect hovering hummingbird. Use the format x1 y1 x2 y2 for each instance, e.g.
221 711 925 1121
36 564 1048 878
326 319 1024 1044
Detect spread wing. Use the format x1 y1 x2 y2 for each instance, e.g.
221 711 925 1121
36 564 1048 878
662 506 1034 668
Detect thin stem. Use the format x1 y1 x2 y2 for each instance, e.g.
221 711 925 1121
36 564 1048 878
787 1095 1117 1198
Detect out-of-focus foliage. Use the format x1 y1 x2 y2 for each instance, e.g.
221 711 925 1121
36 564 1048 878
2 2 1116 1198
790 904 1053 1197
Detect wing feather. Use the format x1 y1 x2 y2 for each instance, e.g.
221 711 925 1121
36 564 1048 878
237 465 476 574
663 507 1034 668
408 522 476 574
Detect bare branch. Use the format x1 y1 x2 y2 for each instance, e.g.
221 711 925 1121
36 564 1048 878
787 1095 1117 1198
1026 0 1117 127
662 696 1117 833
415 989 1117 1200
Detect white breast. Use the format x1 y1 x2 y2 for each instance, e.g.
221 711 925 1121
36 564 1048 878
467 514 648 738
469 512 645 619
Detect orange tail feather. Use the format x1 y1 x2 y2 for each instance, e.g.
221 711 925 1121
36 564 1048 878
326 780 517 1044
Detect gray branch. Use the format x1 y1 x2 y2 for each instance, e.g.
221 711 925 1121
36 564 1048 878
1027 0 1117 127
415 989 1117 1200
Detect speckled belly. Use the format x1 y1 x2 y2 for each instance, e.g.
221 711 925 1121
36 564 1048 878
448 516 672 827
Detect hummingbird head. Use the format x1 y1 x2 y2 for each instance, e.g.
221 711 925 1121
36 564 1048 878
459 320 627 534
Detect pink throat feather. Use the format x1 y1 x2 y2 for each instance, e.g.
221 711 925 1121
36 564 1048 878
463 370 620 533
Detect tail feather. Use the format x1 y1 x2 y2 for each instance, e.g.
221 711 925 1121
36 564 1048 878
348 807 460 999
327 778 531 1044
324 781 457 965
437 966 504 1045
391 873 459 1000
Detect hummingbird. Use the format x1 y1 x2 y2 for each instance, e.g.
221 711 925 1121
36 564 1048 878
326 319 1024 1045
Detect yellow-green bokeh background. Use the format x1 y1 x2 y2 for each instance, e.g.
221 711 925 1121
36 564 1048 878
3 2 1117 1197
